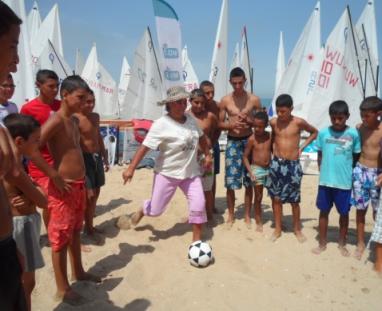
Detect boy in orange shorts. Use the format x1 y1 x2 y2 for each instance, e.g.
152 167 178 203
30 76 100 305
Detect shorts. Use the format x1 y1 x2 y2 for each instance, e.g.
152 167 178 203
47 179 86 252
32 175 50 196
265 156 303 203
143 173 207 224
351 162 381 211
0 236 27 311
13 213 44 272
213 142 220 175
250 165 269 186
225 135 252 190
370 198 382 244
316 186 351 216
83 152 105 189
199 153 214 191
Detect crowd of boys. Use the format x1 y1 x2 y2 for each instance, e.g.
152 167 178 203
1 2 381 310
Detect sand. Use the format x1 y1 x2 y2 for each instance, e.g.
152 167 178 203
32 154 382 311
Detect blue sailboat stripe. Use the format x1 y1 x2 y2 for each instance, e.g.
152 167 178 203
152 0 179 20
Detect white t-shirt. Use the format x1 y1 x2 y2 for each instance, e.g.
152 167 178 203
143 114 203 179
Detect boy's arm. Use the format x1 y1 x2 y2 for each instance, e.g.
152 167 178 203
5 169 47 209
122 145 150 184
95 114 109 171
218 99 230 131
199 134 213 171
0 126 20 178
243 137 255 180
298 119 318 154
29 115 70 193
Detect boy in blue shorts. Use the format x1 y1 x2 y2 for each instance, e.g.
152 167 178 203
312 100 361 256
350 96 382 260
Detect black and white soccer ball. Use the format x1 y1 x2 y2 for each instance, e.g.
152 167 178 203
188 240 213 268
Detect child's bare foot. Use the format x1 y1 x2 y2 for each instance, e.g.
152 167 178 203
225 218 234 229
116 210 144 230
338 245 350 257
255 224 263 232
131 210 144 226
312 245 326 255
244 218 252 229
353 245 365 260
54 289 87 306
270 231 281 242
294 231 307 243
72 272 102 283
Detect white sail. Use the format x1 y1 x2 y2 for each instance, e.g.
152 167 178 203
81 45 119 119
274 31 285 93
120 28 164 121
4 0 36 107
27 1 41 44
226 42 240 92
75 48 85 75
37 40 71 82
240 26 252 91
209 0 228 101
118 57 131 106
308 8 363 128
31 4 64 60
356 0 379 97
272 1 321 119
182 45 199 92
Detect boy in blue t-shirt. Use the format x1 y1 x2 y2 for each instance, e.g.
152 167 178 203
312 100 361 256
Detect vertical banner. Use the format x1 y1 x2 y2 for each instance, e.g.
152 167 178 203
153 0 183 90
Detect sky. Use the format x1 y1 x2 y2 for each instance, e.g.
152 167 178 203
25 0 381 98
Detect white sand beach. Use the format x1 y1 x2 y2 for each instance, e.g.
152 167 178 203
33 154 382 311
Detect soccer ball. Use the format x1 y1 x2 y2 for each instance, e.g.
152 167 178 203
188 240 213 267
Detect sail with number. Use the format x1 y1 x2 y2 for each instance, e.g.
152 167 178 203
240 26 252 92
209 0 228 101
272 1 321 120
120 28 164 121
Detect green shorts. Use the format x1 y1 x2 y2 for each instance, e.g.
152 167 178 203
250 165 269 185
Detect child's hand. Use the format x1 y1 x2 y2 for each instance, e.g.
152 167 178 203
11 195 32 212
250 173 256 182
122 167 134 185
203 154 213 171
52 174 72 193
377 173 382 187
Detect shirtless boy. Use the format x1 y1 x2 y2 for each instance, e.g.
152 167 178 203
243 111 272 231
0 3 26 310
30 75 100 305
21 69 62 229
218 67 261 227
351 96 382 260
4 114 47 311
200 81 221 211
188 88 218 222
76 88 109 240
266 94 317 242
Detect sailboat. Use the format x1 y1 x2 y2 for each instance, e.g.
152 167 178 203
4 0 35 107
182 45 199 92
81 44 119 119
27 1 41 45
119 27 164 121
240 26 253 92
356 0 379 97
209 0 228 102
118 57 131 107
75 48 85 75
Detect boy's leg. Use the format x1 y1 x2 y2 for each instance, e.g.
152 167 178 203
312 211 329 254
22 271 35 311
226 189 235 226
271 197 283 241
51 246 71 296
338 214 350 256
204 190 214 222
254 184 263 232
375 243 382 274
84 187 101 235
244 186 253 228
354 209 367 259
192 224 202 241
291 203 306 242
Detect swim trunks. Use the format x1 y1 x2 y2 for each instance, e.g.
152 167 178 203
266 156 303 203
225 135 252 190
351 162 381 211
83 152 105 189
47 179 86 252
250 164 269 186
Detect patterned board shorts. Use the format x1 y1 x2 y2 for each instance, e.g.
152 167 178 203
351 162 381 211
199 153 214 192
265 156 303 203
250 165 269 186
224 136 252 190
